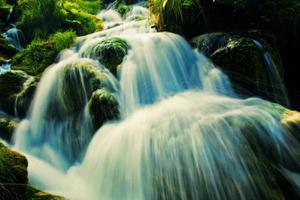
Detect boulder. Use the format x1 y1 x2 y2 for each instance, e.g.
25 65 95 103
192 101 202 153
0 115 18 141
81 37 129 75
0 142 28 200
88 89 119 130
25 186 66 200
0 70 36 117
0 70 29 114
192 32 286 105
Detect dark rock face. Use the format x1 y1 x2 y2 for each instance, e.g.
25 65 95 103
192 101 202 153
0 70 36 117
192 32 287 105
0 115 18 141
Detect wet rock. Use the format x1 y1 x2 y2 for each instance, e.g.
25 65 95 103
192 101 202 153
0 70 37 117
192 32 285 104
82 37 129 75
0 115 18 141
0 70 29 114
281 110 300 142
0 142 28 200
25 186 66 200
88 89 119 130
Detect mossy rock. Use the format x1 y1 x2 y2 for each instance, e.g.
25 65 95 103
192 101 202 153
192 32 285 105
15 77 38 118
25 186 66 200
82 37 129 75
281 110 300 143
0 70 37 118
0 142 28 200
88 88 119 130
0 115 18 141
11 31 76 76
45 60 113 120
0 70 29 114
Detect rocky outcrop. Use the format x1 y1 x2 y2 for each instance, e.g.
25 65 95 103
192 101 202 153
0 70 37 117
0 115 18 141
192 32 286 105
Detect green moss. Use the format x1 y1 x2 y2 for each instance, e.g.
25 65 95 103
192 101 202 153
88 88 119 130
117 2 130 16
0 142 28 200
16 0 102 41
25 185 66 200
82 37 129 75
12 31 76 75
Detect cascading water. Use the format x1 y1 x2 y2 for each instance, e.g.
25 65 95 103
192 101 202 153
0 60 11 74
2 25 24 51
13 3 300 200
253 40 290 107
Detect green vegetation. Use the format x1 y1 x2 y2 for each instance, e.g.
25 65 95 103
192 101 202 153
117 2 130 16
16 0 102 41
12 31 76 75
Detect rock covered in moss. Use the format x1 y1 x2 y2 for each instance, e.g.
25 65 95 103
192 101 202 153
0 70 28 113
192 32 285 104
0 142 28 200
11 31 76 76
0 70 37 117
0 115 18 141
15 76 38 118
82 37 129 75
281 110 300 142
88 89 119 130
25 186 66 200
55 61 109 116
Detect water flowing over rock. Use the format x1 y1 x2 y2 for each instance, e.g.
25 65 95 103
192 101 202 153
192 32 288 106
14 59 119 168
11 3 300 200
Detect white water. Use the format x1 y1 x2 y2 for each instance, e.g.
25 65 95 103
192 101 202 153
0 60 11 74
13 3 300 200
2 25 24 51
253 40 289 107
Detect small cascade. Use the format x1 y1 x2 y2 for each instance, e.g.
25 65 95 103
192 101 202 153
253 40 289 106
118 32 235 116
2 25 24 51
0 60 11 74
6 7 13 22
14 58 118 169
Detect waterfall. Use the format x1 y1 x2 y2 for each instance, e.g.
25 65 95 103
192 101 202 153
2 25 24 51
12 3 300 200
0 60 11 74
253 40 289 106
